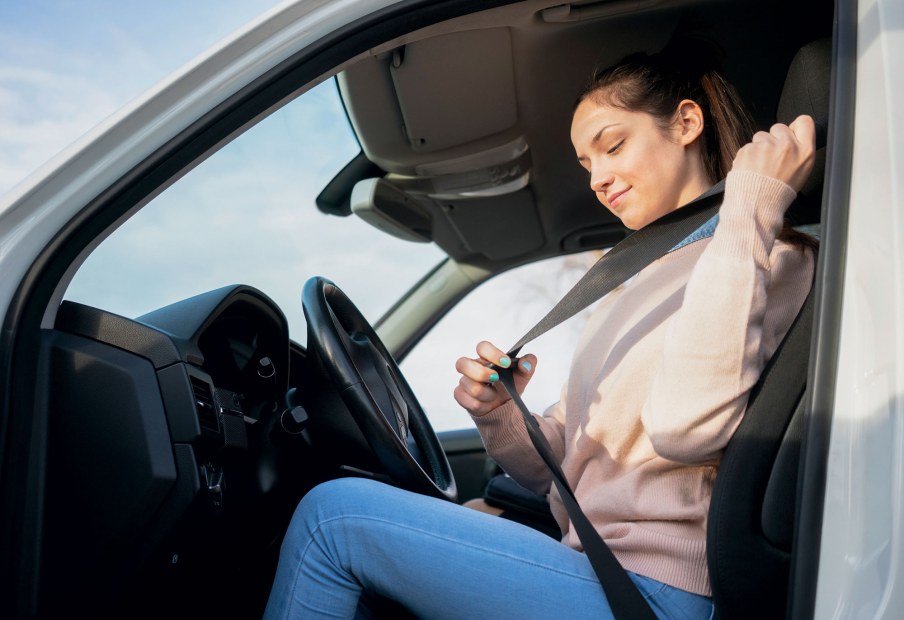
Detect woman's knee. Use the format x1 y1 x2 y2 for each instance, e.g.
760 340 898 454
293 477 392 527
281 477 390 556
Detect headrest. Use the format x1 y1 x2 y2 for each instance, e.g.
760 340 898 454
776 37 831 225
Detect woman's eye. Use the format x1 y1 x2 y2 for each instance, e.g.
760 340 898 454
607 139 624 155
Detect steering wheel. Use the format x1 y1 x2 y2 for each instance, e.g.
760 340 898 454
302 277 457 502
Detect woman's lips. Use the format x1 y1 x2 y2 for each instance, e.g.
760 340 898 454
608 188 630 209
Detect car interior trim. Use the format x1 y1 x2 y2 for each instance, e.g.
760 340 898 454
789 0 858 617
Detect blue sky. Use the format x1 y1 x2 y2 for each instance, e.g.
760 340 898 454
0 0 284 194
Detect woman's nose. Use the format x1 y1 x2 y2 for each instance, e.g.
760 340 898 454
590 168 614 194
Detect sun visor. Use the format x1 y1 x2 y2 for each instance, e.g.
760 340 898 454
338 26 541 262
388 28 517 153
338 28 523 174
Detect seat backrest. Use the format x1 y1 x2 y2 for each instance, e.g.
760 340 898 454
706 38 830 620
778 37 832 227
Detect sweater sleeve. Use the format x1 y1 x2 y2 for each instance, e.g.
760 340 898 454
641 170 814 465
470 386 568 495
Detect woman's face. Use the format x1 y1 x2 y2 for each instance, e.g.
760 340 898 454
570 97 710 230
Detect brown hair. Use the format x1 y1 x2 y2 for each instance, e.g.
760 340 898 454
576 43 817 251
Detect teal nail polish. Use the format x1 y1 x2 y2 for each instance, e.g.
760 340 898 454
488 373 499 383
499 356 511 368
521 361 532 372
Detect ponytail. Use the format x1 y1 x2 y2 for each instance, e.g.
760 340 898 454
698 72 755 181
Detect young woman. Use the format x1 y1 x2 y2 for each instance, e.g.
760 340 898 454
263 47 816 620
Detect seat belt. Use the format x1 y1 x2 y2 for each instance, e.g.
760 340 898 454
491 184 725 620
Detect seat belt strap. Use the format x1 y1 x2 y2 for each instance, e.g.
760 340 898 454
492 182 727 620
499 379 660 620
505 179 724 359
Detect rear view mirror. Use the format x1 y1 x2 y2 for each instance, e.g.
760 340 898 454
350 178 433 243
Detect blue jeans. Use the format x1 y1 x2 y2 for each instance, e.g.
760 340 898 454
263 478 713 620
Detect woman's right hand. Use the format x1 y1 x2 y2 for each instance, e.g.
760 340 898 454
731 114 816 192
454 341 537 417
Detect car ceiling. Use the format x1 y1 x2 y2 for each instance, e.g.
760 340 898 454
329 0 832 269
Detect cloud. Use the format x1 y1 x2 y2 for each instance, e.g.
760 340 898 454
0 65 125 192
0 0 283 197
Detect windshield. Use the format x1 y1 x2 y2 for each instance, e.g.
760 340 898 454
65 79 446 341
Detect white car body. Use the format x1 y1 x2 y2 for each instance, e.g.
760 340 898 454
814 0 904 616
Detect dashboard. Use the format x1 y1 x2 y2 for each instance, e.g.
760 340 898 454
40 285 316 616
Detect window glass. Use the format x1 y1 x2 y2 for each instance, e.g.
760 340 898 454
401 251 603 432
65 80 445 341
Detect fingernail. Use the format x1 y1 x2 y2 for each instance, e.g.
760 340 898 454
488 373 499 383
499 356 511 368
520 361 532 372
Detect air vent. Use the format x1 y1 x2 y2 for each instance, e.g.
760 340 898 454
190 376 219 431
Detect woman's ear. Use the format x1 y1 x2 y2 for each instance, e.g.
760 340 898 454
675 99 705 146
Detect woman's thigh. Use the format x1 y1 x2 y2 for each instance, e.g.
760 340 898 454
265 477 711 620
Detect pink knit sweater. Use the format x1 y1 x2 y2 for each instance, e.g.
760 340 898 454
471 171 815 596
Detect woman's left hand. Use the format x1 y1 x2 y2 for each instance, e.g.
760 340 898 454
731 114 816 192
